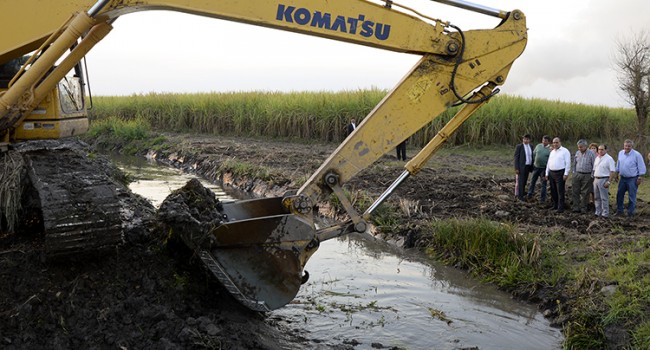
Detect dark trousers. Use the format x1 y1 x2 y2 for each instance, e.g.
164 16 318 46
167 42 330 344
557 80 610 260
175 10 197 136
571 172 593 211
396 141 407 161
516 165 532 200
548 169 566 210
527 166 547 202
616 176 639 216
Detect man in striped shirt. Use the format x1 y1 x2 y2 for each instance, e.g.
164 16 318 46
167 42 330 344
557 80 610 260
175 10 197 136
571 139 596 213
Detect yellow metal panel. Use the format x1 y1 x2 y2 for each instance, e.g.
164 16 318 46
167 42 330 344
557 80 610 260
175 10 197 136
121 0 448 54
1 0 450 64
13 118 89 141
8 89 88 141
0 0 97 63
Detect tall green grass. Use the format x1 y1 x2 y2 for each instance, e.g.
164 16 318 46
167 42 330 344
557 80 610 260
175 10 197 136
84 115 166 154
91 90 383 142
424 218 541 289
90 91 637 146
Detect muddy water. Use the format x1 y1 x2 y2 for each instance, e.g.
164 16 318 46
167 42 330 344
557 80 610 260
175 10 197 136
113 155 235 207
115 156 563 349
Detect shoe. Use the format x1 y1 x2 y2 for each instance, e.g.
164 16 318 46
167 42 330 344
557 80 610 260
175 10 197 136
601 215 608 218
594 212 601 217
557 209 565 213
572 209 580 213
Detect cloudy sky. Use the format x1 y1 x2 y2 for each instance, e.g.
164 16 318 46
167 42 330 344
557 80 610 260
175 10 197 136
84 0 649 108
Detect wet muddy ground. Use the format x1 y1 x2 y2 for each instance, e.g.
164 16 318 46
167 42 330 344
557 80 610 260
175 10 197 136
1 135 648 348
151 135 650 348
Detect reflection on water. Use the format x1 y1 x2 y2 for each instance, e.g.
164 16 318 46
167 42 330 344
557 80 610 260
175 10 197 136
276 236 562 349
113 155 563 349
112 154 233 207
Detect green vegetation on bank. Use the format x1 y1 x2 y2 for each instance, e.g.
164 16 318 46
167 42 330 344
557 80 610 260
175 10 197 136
421 217 650 349
90 91 636 147
425 218 541 289
83 115 168 154
91 90 384 143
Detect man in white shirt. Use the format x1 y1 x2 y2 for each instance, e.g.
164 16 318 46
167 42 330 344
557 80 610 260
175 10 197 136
592 144 616 218
545 137 571 213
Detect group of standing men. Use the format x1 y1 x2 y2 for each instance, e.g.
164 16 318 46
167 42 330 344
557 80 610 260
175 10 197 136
515 135 647 217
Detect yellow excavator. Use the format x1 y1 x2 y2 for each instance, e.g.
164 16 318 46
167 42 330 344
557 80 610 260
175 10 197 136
0 0 527 311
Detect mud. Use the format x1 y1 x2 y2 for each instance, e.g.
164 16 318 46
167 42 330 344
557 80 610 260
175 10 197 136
1 135 647 348
148 134 649 348
0 141 316 350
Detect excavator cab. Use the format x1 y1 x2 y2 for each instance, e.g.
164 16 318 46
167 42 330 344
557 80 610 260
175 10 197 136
0 56 88 142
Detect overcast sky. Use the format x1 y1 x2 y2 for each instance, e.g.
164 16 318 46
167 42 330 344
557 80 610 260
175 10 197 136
84 0 649 108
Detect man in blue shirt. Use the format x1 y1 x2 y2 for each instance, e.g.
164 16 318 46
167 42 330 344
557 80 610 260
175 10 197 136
615 139 647 217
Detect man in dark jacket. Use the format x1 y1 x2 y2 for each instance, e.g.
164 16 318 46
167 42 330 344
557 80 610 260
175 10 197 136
514 134 534 201
345 119 356 136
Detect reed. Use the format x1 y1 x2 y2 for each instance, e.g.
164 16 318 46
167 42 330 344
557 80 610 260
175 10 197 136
424 218 541 289
84 115 165 154
90 91 637 146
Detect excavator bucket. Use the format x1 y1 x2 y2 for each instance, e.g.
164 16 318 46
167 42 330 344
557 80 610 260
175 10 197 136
158 180 319 311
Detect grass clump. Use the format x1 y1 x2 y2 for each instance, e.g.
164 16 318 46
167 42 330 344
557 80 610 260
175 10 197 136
424 218 541 289
218 159 274 182
601 243 650 349
83 115 168 155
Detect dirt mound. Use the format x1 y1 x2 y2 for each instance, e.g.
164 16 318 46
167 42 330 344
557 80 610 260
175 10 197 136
0 149 310 349
0 237 305 349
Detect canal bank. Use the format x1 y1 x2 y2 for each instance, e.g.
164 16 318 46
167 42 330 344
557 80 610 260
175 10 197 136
115 154 562 349
133 133 649 349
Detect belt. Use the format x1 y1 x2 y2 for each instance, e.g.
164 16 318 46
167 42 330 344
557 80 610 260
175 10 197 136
549 169 564 172
621 176 638 179
577 172 591 174
595 176 609 179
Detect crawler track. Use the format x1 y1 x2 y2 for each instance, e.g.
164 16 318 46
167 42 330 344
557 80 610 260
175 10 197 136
16 140 124 258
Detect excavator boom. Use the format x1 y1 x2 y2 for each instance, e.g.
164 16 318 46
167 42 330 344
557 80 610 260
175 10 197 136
0 0 527 311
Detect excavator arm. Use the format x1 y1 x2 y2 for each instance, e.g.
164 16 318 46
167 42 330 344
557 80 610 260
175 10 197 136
0 0 527 311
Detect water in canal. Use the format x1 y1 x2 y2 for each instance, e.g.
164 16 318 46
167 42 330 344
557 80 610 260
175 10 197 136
115 156 563 349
